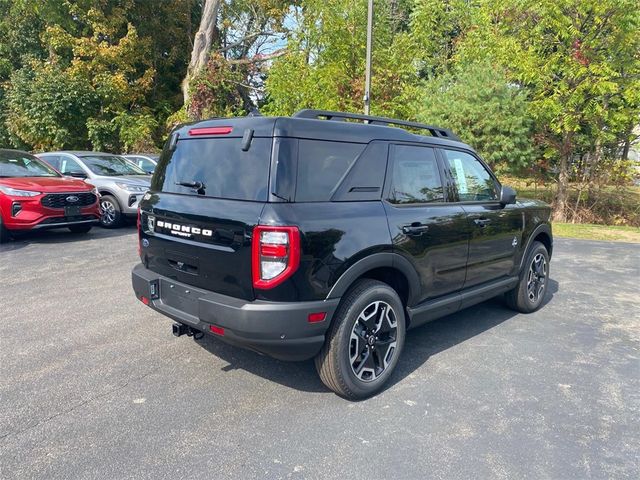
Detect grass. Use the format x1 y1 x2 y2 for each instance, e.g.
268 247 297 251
553 222 640 243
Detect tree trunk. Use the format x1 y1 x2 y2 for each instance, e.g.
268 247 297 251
182 0 221 106
552 134 573 223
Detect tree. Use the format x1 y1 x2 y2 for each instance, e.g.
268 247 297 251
263 0 418 119
461 0 640 221
180 0 291 120
183 0 221 105
416 61 535 174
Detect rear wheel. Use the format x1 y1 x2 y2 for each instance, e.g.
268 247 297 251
0 214 11 243
505 241 550 313
99 195 122 228
68 224 92 234
315 279 406 400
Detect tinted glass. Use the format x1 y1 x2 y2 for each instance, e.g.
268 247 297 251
295 140 365 201
59 157 85 175
153 137 272 201
137 158 156 171
0 151 60 178
80 155 147 176
389 145 443 204
39 155 61 170
443 150 498 201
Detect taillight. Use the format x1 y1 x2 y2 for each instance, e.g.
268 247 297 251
252 225 300 289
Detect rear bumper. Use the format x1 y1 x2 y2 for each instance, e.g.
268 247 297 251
132 264 340 361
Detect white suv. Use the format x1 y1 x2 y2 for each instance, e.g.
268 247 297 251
37 151 151 228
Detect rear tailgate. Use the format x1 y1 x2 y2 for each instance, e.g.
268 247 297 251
139 130 274 301
139 197 263 300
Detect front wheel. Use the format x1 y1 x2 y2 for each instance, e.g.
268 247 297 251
315 279 406 400
99 195 122 228
505 241 550 313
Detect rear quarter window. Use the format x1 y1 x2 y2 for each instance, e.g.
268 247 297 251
295 140 365 202
152 137 272 201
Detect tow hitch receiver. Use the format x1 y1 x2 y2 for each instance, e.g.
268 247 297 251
172 322 204 339
172 323 189 337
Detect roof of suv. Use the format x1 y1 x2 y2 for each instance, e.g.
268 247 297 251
173 110 472 150
40 151 120 157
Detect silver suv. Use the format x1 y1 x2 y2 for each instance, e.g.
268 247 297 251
123 154 159 174
37 151 151 228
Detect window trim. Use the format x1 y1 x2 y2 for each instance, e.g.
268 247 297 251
383 142 450 208
437 147 502 204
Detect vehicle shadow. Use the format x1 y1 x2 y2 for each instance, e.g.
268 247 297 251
0 224 137 253
194 278 559 397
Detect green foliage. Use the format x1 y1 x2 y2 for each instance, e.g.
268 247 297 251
263 0 418 119
416 62 535 174
188 54 247 119
409 0 477 78
0 0 193 151
7 64 98 150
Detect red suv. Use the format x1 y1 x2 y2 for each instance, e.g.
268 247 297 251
0 149 100 243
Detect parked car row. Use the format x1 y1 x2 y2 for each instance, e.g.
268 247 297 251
0 148 158 243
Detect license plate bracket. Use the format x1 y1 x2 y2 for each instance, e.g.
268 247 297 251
64 206 82 217
160 280 199 317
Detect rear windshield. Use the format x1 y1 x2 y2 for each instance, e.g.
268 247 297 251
153 137 272 201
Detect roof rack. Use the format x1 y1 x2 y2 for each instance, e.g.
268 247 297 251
292 109 460 141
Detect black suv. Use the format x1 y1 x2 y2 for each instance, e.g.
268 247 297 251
132 110 552 399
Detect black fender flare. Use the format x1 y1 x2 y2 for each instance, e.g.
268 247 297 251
326 252 421 306
519 223 553 269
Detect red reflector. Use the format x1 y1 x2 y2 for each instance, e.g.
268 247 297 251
260 244 287 257
188 126 233 136
140 296 150 305
210 325 225 336
308 312 326 323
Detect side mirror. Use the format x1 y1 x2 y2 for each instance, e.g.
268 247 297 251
500 185 517 205
68 172 87 179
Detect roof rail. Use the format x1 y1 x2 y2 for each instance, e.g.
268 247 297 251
292 109 460 141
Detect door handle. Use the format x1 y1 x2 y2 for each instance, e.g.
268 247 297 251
474 218 491 227
402 223 429 236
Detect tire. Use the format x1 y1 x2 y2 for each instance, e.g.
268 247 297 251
315 279 406 400
68 224 92 234
505 241 550 313
0 214 11 243
99 195 122 228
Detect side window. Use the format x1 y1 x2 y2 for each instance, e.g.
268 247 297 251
443 150 498 201
139 159 155 171
295 140 365 201
388 145 443 204
59 157 85 175
40 155 60 170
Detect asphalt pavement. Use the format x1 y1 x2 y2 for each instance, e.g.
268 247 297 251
0 227 638 479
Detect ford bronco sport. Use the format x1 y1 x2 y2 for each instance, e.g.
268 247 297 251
132 110 552 399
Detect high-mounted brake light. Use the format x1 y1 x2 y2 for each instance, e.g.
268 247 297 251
252 226 300 289
188 126 233 136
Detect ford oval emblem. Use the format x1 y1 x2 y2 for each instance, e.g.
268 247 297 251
66 195 79 203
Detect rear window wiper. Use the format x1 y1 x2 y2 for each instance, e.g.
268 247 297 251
176 180 206 195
